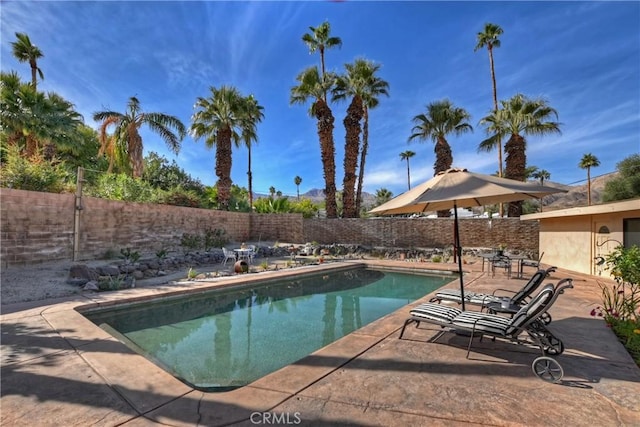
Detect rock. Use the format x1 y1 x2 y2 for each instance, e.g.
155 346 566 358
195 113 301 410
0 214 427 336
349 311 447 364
157 270 167 276
133 270 145 280
83 281 99 291
68 264 98 283
99 265 120 276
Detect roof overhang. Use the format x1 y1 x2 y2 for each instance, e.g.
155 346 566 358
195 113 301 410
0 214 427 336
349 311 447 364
520 198 640 221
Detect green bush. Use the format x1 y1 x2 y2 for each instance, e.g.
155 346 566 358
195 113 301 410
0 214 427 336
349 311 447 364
0 146 70 193
159 188 203 207
86 173 157 203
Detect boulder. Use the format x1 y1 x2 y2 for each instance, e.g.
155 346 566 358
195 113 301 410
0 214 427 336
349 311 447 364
67 264 98 284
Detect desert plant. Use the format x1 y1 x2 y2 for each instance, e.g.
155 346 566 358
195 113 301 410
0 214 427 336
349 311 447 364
187 267 198 279
203 227 227 251
260 260 269 271
595 245 640 323
119 247 140 264
155 248 168 260
180 233 202 254
431 255 442 263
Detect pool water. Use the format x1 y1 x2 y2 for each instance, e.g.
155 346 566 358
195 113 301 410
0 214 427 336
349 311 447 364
84 267 451 391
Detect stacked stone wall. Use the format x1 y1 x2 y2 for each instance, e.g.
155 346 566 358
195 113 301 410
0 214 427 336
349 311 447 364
1 189 539 267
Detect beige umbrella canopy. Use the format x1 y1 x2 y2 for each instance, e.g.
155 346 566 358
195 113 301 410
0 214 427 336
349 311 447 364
370 168 566 215
369 168 567 310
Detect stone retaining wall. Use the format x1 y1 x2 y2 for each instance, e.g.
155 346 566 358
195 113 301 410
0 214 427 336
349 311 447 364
0 188 539 267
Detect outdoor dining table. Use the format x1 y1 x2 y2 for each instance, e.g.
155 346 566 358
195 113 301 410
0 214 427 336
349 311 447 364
234 248 253 263
479 253 528 279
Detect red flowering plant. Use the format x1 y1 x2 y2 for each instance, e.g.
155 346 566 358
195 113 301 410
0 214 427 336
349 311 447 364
591 245 640 366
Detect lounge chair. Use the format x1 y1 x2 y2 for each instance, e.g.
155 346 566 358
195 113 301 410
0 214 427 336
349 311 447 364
430 267 556 318
400 278 573 383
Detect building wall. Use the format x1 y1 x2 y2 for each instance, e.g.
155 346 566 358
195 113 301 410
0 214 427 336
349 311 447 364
1 188 540 267
538 210 637 275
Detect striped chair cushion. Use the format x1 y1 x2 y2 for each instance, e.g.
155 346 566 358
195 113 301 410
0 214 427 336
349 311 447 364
410 303 461 324
506 284 555 335
451 311 512 336
434 289 504 305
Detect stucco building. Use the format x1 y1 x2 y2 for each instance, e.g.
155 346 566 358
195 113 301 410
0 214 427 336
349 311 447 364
521 199 640 276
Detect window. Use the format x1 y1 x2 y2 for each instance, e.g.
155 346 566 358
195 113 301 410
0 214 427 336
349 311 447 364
623 218 640 248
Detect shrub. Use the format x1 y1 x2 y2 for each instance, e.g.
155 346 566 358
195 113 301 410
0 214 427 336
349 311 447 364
595 245 640 323
180 233 202 254
159 188 203 207
86 173 157 203
0 146 69 193
203 228 227 251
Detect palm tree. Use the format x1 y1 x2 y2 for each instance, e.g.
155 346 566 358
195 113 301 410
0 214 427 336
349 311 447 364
355 63 389 215
474 23 504 173
399 150 416 190
294 176 302 200
240 95 264 209
1 71 82 158
269 186 276 197
190 86 250 210
531 169 551 212
479 94 561 216
579 153 600 206
11 32 44 90
290 66 338 218
531 168 551 186
93 96 185 178
332 59 371 218
409 99 473 216
374 188 393 206
302 21 342 103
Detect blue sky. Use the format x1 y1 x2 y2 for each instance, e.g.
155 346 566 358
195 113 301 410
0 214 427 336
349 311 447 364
1 1 639 198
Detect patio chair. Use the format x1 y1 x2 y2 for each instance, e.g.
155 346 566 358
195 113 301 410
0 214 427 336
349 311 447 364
222 247 236 265
521 252 544 274
430 267 557 322
400 278 573 383
491 254 512 278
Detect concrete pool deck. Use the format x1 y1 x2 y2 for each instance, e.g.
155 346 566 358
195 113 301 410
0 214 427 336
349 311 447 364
1 259 639 426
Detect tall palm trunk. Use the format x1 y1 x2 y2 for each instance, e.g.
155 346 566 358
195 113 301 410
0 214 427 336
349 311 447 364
488 46 504 217
248 144 253 208
504 133 526 217
587 167 592 206
24 134 38 158
29 59 38 90
129 132 144 178
342 96 363 218
435 137 453 217
355 107 369 216
314 99 337 218
216 126 233 210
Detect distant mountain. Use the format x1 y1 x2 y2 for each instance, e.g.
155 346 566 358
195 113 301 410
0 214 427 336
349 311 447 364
300 189 377 207
252 188 376 207
543 173 616 210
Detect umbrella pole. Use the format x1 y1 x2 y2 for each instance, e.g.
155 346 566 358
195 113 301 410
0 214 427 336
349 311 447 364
454 202 465 311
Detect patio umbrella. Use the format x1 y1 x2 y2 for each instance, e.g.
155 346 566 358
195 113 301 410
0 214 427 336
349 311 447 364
369 168 566 310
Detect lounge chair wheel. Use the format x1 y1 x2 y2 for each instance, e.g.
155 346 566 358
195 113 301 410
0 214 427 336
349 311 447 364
532 356 564 383
543 336 564 355
540 312 552 325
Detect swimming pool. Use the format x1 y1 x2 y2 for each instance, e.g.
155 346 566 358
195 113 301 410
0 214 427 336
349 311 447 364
83 266 452 391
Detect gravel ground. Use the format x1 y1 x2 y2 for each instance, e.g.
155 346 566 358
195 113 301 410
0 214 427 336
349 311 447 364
1 260 83 305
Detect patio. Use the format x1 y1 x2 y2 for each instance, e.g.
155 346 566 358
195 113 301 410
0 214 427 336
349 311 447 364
1 259 639 426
